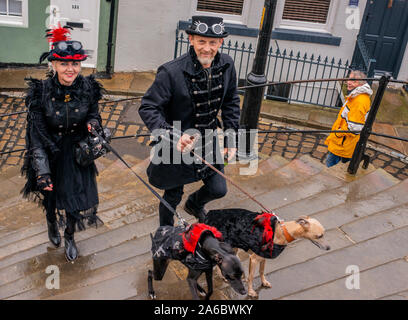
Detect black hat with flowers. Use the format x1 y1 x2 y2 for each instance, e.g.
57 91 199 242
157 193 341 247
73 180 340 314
39 23 87 63
185 16 228 38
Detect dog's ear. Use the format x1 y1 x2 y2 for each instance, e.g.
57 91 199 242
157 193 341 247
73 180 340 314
214 253 223 265
296 216 310 229
219 242 235 254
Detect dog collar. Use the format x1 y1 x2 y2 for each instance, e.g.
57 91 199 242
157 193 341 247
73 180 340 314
279 221 296 243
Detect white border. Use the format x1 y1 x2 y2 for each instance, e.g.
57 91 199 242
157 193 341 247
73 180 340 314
274 0 339 34
190 0 251 25
0 0 28 28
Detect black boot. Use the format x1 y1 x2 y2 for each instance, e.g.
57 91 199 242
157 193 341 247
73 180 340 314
47 220 61 247
184 198 207 223
64 231 78 262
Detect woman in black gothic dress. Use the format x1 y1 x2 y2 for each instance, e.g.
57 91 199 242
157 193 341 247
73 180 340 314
22 25 104 261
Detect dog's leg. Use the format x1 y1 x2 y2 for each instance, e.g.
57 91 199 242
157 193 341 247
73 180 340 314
147 270 156 299
204 269 214 300
196 283 207 296
153 258 170 281
259 257 272 288
187 269 202 300
215 265 225 281
248 253 260 298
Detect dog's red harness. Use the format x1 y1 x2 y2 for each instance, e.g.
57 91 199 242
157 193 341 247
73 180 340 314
182 223 223 254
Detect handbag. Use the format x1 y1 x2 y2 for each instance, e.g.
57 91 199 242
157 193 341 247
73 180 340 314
74 127 112 166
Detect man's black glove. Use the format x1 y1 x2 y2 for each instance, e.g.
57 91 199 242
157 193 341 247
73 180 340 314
37 174 53 190
86 119 102 133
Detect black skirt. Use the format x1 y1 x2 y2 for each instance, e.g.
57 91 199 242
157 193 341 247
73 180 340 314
52 134 98 212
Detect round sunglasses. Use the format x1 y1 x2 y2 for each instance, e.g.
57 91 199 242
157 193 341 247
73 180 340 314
193 21 225 35
54 41 82 51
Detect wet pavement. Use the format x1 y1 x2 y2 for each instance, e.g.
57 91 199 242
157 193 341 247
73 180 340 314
0 150 407 300
0 68 407 300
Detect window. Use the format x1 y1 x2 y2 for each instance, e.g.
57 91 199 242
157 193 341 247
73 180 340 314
282 0 331 24
0 0 28 27
191 0 251 24
275 0 338 34
197 0 244 16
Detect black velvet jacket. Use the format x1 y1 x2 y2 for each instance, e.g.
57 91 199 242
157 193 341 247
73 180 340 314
205 209 287 259
22 74 103 195
139 47 241 189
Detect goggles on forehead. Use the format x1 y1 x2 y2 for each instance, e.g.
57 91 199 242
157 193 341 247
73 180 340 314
193 21 225 35
54 41 83 52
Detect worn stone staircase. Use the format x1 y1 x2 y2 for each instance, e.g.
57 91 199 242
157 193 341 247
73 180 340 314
0 153 407 300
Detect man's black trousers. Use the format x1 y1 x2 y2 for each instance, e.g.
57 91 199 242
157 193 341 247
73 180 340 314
159 170 227 226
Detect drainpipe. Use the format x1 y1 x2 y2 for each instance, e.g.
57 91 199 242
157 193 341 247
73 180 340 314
97 0 115 78
105 0 116 76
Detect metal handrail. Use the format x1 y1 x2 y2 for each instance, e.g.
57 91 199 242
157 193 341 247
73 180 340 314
0 133 151 156
0 96 142 119
1 77 406 120
2 129 406 158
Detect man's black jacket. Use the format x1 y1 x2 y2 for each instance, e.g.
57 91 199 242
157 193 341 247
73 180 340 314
139 47 240 190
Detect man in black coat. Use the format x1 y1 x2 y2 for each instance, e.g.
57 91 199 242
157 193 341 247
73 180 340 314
139 16 241 226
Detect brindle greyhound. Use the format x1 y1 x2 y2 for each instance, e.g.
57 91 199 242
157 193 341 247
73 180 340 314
205 209 330 298
148 223 247 300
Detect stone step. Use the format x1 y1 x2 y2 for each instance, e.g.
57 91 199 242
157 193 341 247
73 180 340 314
340 204 408 243
237 226 408 300
0 155 142 237
0 165 21 180
94 156 116 175
281 259 408 300
0 212 197 299
0 238 151 299
0 155 324 265
0 171 196 261
0 156 283 254
0 157 151 244
379 290 408 300
273 168 400 221
223 155 289 177
0 152 404 300
224 170 346 212
96 155 144 193
0 197 195 286
206 155 326 211
298 176 408 231
0 196 160 270
221 192 408 287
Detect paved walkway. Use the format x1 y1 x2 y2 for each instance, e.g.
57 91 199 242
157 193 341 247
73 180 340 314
0 67 407 177
0 93 407 180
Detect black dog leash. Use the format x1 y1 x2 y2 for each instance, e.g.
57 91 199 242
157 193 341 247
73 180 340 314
90 128 189 227
160 128 274 214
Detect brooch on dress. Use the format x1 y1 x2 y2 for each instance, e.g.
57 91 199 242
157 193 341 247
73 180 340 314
64 94 71 103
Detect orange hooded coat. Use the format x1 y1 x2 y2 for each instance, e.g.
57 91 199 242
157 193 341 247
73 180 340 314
325 83 373 158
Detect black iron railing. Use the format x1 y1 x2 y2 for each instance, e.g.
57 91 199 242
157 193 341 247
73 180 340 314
175 28 351 109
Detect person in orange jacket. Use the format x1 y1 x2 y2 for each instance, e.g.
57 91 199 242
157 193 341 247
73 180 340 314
325 70 373 167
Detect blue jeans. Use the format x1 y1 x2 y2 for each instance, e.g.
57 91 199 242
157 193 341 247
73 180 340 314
326 151 351 168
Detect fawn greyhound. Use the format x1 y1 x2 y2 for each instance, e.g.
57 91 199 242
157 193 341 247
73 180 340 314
205 209 330 298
